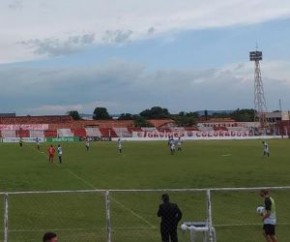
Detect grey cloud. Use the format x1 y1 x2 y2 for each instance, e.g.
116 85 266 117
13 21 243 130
7 0 23 10
147 27 155 35
20 33 95 56
103 30 133 44
0 61 289 115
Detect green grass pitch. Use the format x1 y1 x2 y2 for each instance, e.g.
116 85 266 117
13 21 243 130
0 139 290 241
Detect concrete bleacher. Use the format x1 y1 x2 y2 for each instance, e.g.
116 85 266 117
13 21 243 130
44 130 57 138
72 128 87 138
99 128 117 138
0 115 73 124
85 127 102 137
16 129 30 137
1 130 16 138
113 127 132 137
30 130 45 138
57 129 74 137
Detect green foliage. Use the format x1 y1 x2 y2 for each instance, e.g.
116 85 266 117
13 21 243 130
67 110 82 120
93 107 111 120
118 113 134 120
173 111 199 127
139 106 170 119
133 115 153 127
230 108 256 122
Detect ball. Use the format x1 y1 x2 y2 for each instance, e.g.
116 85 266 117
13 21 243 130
181 223 188 231
256 206 265 214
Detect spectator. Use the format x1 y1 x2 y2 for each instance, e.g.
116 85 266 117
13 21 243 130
157 193 182 242
42 231 58 242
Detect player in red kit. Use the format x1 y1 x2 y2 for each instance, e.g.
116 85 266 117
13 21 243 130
48 145 56 164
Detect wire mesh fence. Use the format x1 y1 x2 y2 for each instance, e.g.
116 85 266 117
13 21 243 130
1 187 290 242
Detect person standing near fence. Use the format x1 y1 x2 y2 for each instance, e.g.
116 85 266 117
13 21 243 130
157 193 182 242
259 189 278 242
42 231 58 242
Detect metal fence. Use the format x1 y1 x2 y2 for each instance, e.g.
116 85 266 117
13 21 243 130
1 187 290 242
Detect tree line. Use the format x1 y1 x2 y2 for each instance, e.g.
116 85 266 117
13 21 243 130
67 107 256 128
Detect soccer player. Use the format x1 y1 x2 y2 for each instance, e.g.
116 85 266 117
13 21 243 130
85 138 90 151
117 138 122 153
262 141 270 157
57 144 63 164
48 145 56 164
259 189 278 242
157 193 182 242
36 137 40 151
169 139 175 155
177 137 182 151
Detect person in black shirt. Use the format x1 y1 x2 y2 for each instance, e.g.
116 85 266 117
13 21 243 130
157 193 182 242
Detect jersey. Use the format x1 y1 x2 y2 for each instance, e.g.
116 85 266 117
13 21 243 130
264 196 277 225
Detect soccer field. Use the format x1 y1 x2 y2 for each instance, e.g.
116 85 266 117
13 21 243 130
1 139 290 241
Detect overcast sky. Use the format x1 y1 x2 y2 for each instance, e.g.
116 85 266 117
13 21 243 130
1 0 290 116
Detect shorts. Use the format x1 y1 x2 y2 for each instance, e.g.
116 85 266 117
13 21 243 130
263 224 276 235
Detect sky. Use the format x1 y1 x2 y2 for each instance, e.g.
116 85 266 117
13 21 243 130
1 0 290 116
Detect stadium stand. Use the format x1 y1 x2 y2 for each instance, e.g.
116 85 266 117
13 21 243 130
44 130 57 138
85 127 102 137
16 129 30 137
30 130 45 138
113 127 132 137
57 128 74 137
99 128 117 138
72 128 87 138
1 130 16 138
148 119 176 128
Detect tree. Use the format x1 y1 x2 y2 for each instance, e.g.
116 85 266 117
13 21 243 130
93 107 111 120
67 110 81 120
230 109 255 122
118 113 134 120
172 111 199 127
133 115 153 127
139 106 170 119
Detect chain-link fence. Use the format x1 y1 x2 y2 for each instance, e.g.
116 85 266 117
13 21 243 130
1 187 290 242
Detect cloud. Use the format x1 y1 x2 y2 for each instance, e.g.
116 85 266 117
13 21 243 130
8 0 23 10
20 34 96 56
1 0 290 63
1 59 290 115
103 30 133 44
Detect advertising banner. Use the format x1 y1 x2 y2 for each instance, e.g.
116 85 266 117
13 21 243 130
132 130 252 140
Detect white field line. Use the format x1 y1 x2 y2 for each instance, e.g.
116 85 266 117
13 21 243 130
9 222 290 233
21 145 155 229
214 222 290 227
110 196 155 229
65 169 155 228
65 169 96 189
9 226 157 233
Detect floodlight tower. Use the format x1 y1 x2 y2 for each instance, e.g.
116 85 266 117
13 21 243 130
249 50 268 129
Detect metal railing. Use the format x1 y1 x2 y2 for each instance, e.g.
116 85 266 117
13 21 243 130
2 186 290 242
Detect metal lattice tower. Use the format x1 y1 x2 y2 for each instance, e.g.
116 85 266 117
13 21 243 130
249 50 268 129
